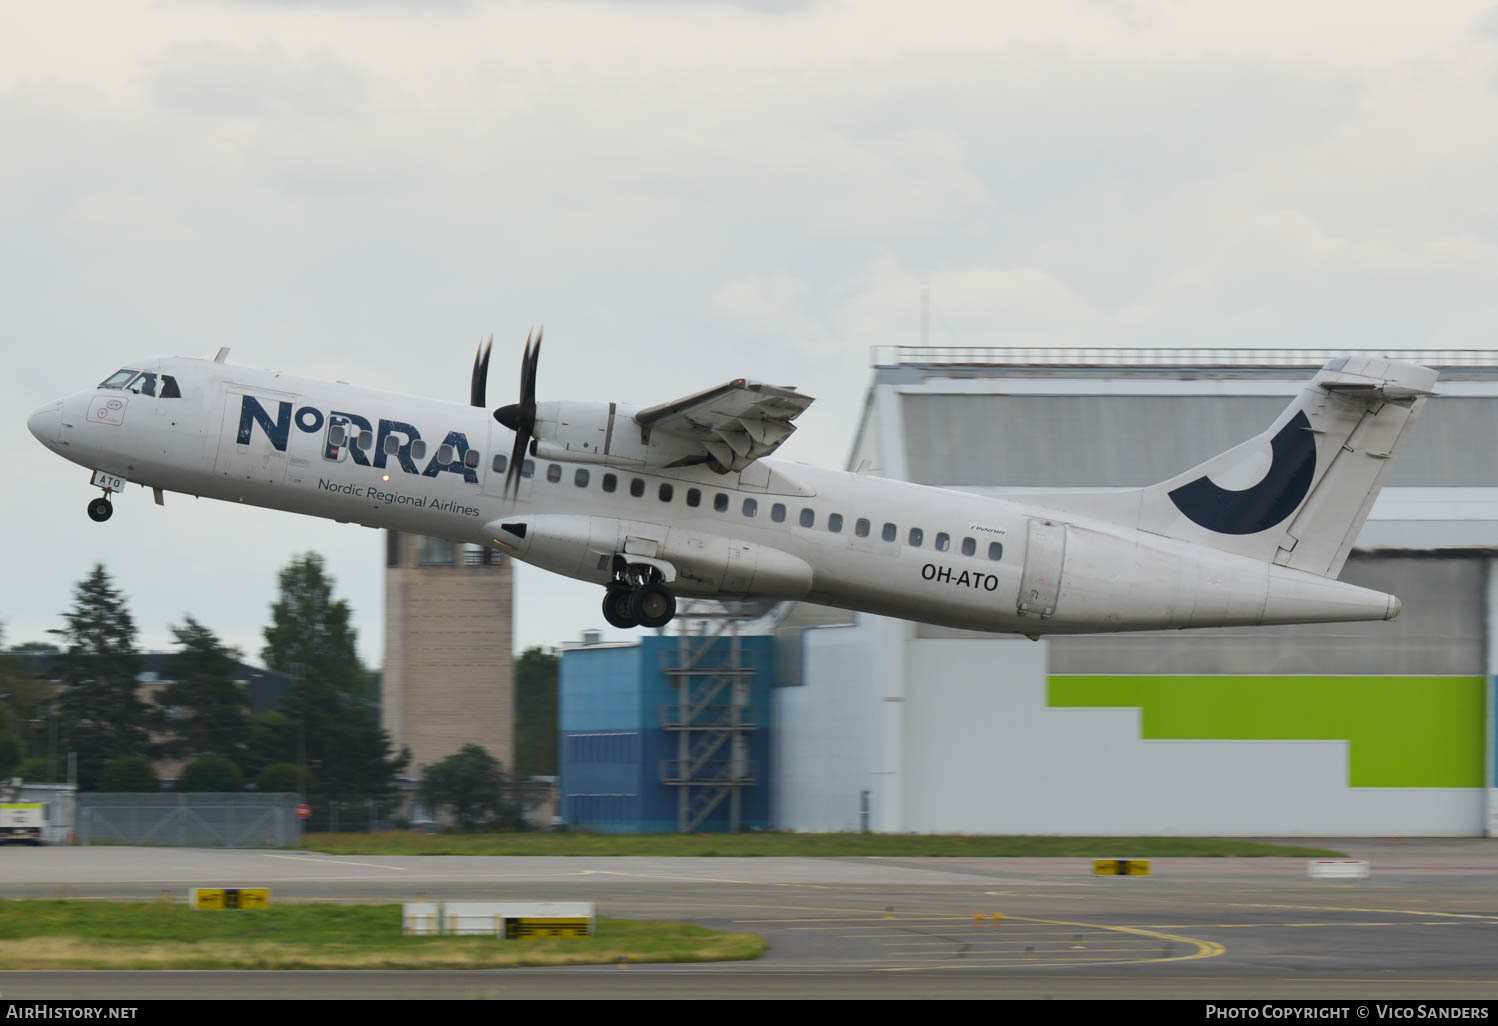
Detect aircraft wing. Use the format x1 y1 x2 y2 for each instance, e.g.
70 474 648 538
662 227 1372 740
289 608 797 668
634 378 814 472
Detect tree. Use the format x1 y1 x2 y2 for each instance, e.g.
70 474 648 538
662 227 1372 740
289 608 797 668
255 762 300 793
514 647 558 778
49 566 148 790
99 754 159 792
259 554 407 823
177 755 244 792
244 711 298 779
419 744 522 832
0 706 21 779
6 642 59 655
0 623 49 777
17 758 49 782
156 617 250 763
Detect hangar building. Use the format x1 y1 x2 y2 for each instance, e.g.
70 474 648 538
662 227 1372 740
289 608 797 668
562 348 1498 837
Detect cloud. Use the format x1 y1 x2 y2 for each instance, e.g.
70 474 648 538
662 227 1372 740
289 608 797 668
147 43 370 120
224 0 474 10
1474 6 1498 39
566 0 818 12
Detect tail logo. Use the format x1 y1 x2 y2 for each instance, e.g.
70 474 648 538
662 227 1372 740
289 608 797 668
1168 410 1316 535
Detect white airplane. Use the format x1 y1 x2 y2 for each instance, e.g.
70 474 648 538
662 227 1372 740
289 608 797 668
27 339 1436 636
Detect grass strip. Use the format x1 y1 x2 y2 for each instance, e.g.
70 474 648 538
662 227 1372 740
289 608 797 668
0 901 766 971
301 832 1345 858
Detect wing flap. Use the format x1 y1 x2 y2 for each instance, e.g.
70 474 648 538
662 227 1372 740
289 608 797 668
634 378 814 471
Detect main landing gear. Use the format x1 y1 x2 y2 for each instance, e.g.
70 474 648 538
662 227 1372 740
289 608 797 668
601 557 677 630
87 496 113 523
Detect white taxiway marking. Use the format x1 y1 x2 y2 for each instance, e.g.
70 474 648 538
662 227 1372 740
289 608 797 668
261 853 404 871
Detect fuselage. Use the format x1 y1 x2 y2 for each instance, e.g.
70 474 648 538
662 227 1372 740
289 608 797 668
27 354 1401 636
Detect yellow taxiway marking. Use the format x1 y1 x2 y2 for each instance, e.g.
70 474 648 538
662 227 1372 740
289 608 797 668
261 853 404 871
1001 915 1224 965
734 908 1223 969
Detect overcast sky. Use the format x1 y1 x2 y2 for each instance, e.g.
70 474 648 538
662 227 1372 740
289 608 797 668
6 0 1498 666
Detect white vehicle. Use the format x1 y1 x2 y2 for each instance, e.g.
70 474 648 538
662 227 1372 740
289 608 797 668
1 780 44 846
27 339 1435 636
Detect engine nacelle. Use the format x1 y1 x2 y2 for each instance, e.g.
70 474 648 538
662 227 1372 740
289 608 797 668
531 400 710 470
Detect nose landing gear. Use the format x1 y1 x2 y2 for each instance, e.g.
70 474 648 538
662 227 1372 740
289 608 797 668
87 497 114 523
601 558 677 630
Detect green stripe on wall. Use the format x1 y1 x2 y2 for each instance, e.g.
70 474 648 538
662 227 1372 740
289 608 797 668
1047 676 1485 788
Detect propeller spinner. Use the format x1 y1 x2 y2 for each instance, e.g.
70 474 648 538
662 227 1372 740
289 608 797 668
494 329 542 497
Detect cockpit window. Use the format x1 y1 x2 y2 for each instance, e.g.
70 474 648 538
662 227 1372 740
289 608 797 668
99 369 139 389
125 372 158 397
161 375 181 399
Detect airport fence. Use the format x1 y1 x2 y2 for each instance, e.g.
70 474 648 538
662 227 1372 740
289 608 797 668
76 793 305 847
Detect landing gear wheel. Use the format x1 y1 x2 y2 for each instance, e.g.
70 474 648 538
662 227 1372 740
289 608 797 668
602 587 639 629
87 497 113 523
630 582 677 629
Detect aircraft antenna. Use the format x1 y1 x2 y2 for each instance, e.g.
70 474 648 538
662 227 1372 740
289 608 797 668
920 278 929 347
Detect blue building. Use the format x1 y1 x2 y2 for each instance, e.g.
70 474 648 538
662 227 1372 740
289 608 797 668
560 635 774 833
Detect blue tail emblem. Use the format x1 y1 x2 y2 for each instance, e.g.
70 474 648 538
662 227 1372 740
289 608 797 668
1168 411 1316 536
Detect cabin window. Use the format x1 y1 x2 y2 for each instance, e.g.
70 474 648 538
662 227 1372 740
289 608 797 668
935 532 950 552
546 463 562 483
882 522 896 542
602 473 617 493
464 448 480 469
961 537 976 557
492 454 508 474
438 444 457 466
520 459 534 478
659 483 674 502
410 440 428 462
988 542 1003 561
357 430 373 451
714 493 729 513
160 375 182 399
743 498 758 517
384 436 401 456
771 503 786 523
686 488 701 507
575 468 590 487
828 513 844 533
629 478 645 498
908 527 923 548
329 425 347 448
855 518 870 538
799 508 815 528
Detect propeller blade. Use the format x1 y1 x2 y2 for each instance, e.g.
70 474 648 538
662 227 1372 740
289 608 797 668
470 335 492 408
494 329 543 498
504 427 529 495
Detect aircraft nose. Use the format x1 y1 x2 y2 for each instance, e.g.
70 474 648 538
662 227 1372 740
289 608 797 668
27 400 61 446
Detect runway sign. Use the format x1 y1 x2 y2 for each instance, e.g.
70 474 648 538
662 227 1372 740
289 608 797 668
504 917 591 939
189 887 271 909
1093 859 1151 876
403 901 595 937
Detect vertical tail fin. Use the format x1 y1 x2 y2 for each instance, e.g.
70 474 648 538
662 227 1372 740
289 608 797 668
1134 355 1437 576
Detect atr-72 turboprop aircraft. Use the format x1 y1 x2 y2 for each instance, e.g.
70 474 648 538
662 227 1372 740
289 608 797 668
27 338 1436 636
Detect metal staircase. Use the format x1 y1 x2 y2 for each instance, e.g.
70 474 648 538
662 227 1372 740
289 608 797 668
659 600 762 832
